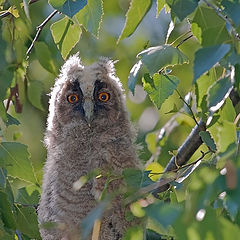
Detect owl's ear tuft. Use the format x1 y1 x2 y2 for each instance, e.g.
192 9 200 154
60 53 84 81
98 57 117 75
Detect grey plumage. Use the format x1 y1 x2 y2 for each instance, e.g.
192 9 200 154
38 55 140 240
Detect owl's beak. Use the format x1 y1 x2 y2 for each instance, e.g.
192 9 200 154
83 98 94 127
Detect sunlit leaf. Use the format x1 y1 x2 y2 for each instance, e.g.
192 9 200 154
49 0 88 18
0 142 36 183
27 80 44 111
138 44 188 75
207 76 233 112
128 60 142 94
193 44 230 83
145 132 157 154
143 74 179 109
118 0 152 42
146 162 164 181
51 17 82 59
75 0 103 37
156 0 166 16
167 0 199 21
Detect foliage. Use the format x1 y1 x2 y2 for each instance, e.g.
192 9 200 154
0 0 240 239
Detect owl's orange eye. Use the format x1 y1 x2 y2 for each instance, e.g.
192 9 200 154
67 94 79 103
98 92 110 102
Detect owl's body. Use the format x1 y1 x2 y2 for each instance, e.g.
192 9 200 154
38 55 140 240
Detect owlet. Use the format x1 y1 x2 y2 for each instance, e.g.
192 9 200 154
38 54 140 240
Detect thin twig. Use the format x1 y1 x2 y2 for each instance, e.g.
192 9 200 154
203 0 240 41
176 34 193 48
0 0 41 19
175 88 199 125
26 9 58 58
148 150 211 177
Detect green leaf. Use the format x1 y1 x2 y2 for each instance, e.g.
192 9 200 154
0 191 16 229
0 70 13 101
191 22 202 43
0 142 36 183
138 44 188 75
199 131 217 152
156 0 166 16
118 0 152 42
6 114 20 127
218 121 236 154
222 0 240 27
207 76 233 112
145 202 182 228
193 44 230 83
16 205 40 239
143 74 179 109
0 102 7 122
146 229 164 240
51 17 82 59
193 5 230 46
128 60 142 94
0 168 7 189
75 0 103 37
195 68 216 108
145 132 157 154
49 0 87 18
167 0 199 21
27 80 44 111
123 226 144 240
16 187 40 205
123 168 154 189
34 42 57 75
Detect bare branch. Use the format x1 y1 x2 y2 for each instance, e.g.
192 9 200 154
151 89 240 196
0 0 41 19
26 9 58 58
152 120 206 196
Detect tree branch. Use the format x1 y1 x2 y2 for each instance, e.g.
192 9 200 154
152 88 240 197
26 9 58 58
0 0 41 19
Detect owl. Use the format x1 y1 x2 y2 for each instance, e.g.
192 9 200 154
38 54 141 240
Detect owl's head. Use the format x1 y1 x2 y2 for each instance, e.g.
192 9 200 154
47 54 127 132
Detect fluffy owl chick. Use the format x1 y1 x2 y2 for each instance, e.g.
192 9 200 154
38 54 140 240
